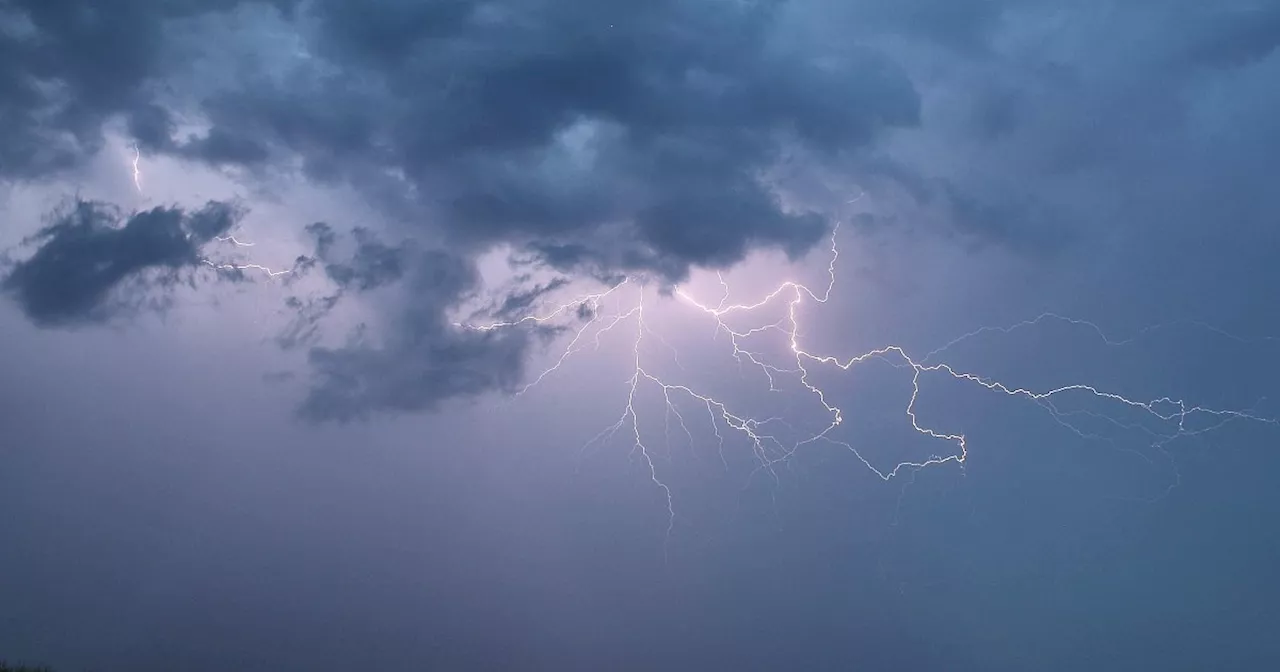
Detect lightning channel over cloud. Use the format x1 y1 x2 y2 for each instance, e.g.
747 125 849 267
201 258 292 278
124 143 285 279
203 234 292 278
461 223 1279 545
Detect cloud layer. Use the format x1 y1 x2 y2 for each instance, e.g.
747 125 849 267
5 0 1280 419
176 0 920 277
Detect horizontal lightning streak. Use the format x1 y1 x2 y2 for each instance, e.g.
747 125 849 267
203 233 290 277
201 259 291 277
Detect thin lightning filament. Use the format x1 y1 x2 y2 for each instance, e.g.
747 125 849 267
461 223 1277 542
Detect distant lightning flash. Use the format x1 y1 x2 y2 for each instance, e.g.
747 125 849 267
130 143 143 194
459 224 1277 543
203 234 290 278
201 259 292 277
124 144 287 278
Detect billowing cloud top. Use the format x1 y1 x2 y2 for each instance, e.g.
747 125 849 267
4 0 921 272
4 0 1279 419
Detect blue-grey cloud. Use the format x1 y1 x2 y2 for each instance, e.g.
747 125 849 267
297 247 535 422
2 0 926 420
305 222 409 293
6 0 1280 422
274 222 410 352
269 224 545 420
2 199 241 326
149 0 921 279
0 0 296 180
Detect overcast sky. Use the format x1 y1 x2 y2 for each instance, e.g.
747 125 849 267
4 1 1280 670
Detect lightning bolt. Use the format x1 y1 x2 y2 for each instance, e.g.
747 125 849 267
127 143 279 276
131 143 143 194
201 259 292 277
201 233 290 277
460 223 1278 548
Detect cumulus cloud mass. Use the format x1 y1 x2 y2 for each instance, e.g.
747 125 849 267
3 199 242 326
4 0 1280 421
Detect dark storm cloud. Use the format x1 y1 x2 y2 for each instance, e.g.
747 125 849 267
817 1 1280 257
300 308 532 423
8 0 1277 421
304 222 408 293
296 246 535 423
80 0 919 420
2 199 241 326
250 0 1280 422
276 223 411 351
156 0 921 279
850 0 1009 54
940 182 1073 255
269 224 543 420
1144 3 1280 71
0 0 295 179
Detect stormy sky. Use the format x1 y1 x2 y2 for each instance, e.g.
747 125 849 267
3 1 1280 670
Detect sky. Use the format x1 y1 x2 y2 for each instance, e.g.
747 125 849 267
3 1 1280 670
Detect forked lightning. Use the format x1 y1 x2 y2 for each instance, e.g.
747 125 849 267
461 223 1277 541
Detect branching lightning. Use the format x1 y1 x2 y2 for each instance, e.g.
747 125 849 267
204 234 290 278
461 223 1280 544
